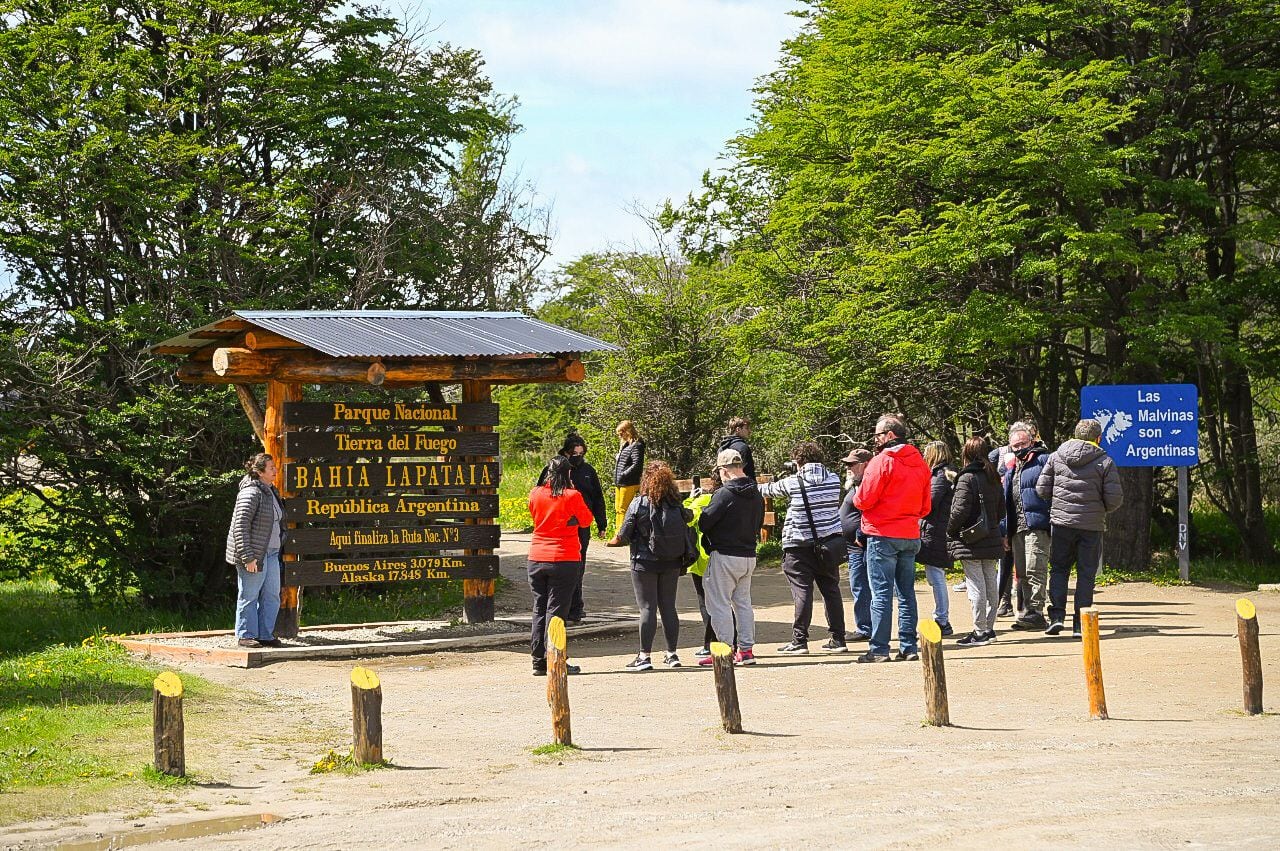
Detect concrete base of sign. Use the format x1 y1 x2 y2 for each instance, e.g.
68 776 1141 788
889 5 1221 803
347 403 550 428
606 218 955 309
1258 583 1280 592
114 613 638 668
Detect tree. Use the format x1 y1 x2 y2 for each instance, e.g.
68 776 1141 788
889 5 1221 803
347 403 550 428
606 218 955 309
668 0 1280 566
0 0 548 604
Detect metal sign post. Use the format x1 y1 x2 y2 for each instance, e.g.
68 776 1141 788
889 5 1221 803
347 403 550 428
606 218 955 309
1081 384 1199 580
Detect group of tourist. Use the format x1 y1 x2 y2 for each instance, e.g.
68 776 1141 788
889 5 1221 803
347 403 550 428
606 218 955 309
524 413 1125 674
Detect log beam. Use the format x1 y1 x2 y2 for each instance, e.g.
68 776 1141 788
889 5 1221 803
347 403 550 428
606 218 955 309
244 329 308 350
180 352 584 385
233 385 266 444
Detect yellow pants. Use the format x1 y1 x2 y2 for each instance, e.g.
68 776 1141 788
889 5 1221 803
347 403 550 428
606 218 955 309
615 485 639 519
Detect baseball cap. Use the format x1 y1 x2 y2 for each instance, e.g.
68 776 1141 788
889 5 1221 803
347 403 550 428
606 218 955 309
715 448 744 469
841 448 873 464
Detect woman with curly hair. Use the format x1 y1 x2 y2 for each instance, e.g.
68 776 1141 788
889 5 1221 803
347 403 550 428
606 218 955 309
607 460 692 670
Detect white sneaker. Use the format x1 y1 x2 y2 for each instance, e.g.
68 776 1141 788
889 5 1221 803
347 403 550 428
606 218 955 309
624 654 653 672
663 652 681 668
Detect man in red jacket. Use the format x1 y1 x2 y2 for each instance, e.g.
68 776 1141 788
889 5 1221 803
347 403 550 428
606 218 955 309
854 415 932 662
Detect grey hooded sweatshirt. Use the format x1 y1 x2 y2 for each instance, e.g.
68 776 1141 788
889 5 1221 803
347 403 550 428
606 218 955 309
1035 439 1124 532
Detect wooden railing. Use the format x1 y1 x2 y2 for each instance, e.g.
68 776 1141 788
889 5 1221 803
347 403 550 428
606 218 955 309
676 474 778 543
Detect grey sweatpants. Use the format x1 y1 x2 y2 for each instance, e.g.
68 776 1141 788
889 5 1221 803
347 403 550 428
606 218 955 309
962 558 999 633
704 552 756 650
1012 529 1050 616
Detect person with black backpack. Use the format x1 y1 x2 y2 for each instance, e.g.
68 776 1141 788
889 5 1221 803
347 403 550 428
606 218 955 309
607 460 697 671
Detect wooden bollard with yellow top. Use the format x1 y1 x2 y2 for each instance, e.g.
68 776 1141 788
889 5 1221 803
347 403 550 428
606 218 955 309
710 642 743 734
1080 607 1108 720
351 666 383 765
918 620 950 727
153 671 185 777
1236 598 1263 715
546 616 572 746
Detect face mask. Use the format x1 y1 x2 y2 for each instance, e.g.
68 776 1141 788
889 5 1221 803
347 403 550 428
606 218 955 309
1013 446 1034 460
569 454 585 467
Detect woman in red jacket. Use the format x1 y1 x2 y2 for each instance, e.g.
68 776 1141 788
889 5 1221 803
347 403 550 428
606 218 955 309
527 455 595 676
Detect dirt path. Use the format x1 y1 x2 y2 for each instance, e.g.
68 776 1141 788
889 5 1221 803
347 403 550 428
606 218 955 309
9 537 1280 849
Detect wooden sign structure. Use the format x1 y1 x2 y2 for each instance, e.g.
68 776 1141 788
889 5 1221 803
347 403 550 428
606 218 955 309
152 311 610 635
281 400 501 589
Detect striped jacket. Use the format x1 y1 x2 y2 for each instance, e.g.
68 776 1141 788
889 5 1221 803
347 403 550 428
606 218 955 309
759 463 842 546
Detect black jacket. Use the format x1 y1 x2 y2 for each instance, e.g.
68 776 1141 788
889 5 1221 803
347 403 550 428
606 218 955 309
946 462 1005 560
537 459 608 532
716 434 756 482
838 482 866 546
613 439 645 487
616 495 690 571
916 464 956 568
698 476 764 558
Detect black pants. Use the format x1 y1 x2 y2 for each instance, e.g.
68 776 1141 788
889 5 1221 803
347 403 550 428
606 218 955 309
569 527 590 620
997 547 1014 605
1047 525 1103 631
782 545 846 643
529 560 578 661
690 572 727 649
631 568 680 653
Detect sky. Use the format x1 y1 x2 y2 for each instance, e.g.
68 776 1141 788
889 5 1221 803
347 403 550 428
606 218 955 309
412 0 806 269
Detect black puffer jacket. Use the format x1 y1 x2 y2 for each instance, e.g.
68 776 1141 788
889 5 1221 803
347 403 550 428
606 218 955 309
614 439 645 487
917 464 956 568
946 463 1005 560
616 495 692 571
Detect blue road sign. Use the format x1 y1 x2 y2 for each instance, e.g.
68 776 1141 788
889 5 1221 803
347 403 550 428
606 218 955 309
1080 384 1199 467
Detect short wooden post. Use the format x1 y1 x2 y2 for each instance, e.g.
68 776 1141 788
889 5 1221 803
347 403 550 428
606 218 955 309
918 620 950 727
1080 607 1108 720
710 641 743 733
1237 598 1263 715
152 672 185 777
546 616 572 746
351 666 383 764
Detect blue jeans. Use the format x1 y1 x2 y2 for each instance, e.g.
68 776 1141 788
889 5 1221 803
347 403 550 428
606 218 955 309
847 544 872 636
923 564 950 624
866 536 920 656
235 550 281 640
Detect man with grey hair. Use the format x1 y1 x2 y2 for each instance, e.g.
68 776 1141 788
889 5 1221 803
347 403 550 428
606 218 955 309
1003 421 1052 629
1035 418 1124 636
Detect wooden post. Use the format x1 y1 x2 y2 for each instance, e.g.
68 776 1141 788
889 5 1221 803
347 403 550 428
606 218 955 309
152 672 185 777
461 380 496 623
1080 607 1108 720
351 666 383 765
233 384 266 444
264 379 304 638
710 641 743 733
1237 598 1263 715
546 616 571 746
918 620 950 727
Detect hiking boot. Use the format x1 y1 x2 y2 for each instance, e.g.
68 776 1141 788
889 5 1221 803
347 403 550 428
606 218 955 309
1011 615 1047 631
1044 621 1065 636
532 659 547 676
956 631 990 647
237 638 262 648
776 641 809 655
820 639 849 653
895 650 920 662
662 652 681 668
733 648 757 666
259 638 283 648
936 620 955 637
855 651 891 663
625 654 653 672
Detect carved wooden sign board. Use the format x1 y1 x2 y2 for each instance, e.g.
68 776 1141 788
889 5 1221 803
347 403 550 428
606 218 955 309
281 401 500 587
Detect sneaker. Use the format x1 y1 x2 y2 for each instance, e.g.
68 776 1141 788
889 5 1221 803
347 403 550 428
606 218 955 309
1044 621 1065 636
259 638 283 648
566 663 581 675
937 620 955 637
983 630 997 642
625 654 653 672
855 651 891 663
895 650 920 662
956 631 991 647
237 638 262 648
733 648 757 666
663 652 681 668
820 639 849 653
952 581 967 593
776 641 809 655
532 660 547 676
1071 629 1083 639
697 655 716 667
694 647 712 659
1011 615 1047 631
845 631 871 643
996 600 1015 618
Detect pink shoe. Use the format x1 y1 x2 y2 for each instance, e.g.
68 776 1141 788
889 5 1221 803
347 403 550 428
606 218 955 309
697 655 715 667
733 648 756 666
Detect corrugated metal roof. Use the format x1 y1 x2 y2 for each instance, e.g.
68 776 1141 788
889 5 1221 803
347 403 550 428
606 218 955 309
151 310 618 357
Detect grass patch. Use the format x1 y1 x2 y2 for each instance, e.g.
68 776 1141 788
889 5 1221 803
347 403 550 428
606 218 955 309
530 742 580 756
310 749 388 774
